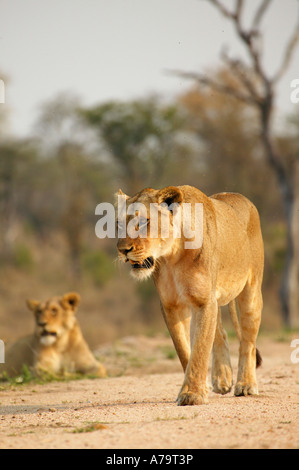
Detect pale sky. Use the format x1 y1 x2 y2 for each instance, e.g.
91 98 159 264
0 0 298 136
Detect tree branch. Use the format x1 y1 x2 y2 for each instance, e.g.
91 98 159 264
272 12 299 84
198 0 294 195
206 0 266 78
221 50 261 102
252 0 272 29
235 0 245 21
168 69 256 105
208 0 235 19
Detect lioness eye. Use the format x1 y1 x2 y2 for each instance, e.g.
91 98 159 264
51 307 58 315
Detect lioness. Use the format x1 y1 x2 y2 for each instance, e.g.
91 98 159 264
116 185 264 405
0 292 107 378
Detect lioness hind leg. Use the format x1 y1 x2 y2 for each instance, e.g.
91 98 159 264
212 308 233 395
235 281 262 396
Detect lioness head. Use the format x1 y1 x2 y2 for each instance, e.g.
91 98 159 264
116 186 183 280
26 292 81 346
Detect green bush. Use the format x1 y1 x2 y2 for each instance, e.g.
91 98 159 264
13 244 34 270
82 249 115 286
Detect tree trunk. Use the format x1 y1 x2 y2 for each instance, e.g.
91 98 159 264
280 159 299 327
288 159 299 327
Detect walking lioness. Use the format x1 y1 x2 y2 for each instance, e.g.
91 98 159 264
116 185 264 406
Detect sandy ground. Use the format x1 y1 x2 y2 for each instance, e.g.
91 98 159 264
0 335 298 449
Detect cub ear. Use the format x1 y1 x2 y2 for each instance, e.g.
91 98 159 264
157 186 183 210
114 188 130 207
61 292 81 311
26 299 40 312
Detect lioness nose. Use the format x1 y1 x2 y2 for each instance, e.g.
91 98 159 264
38 321 47 327
118 246 133 257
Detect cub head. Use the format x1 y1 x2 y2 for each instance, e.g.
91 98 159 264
116 186 183 281
26 292 81 346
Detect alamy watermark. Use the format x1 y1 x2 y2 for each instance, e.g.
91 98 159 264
290 79 299 104
290 339 299 364
0 339 4 363
95 196 203 249
0 79 5 104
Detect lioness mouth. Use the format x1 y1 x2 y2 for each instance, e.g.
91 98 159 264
129 256 154 270
41 331 57 337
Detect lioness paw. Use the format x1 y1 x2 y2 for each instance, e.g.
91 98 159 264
212 364 233 395
177 392 208 406
234 382 258 397
212 376 232 395
96 363 107 378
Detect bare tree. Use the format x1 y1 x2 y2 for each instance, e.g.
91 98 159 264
173 0 299 326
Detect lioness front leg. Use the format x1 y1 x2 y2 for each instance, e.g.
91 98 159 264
212 308 233 395
34 351 60 376
161 303 191 371
177 299 218 406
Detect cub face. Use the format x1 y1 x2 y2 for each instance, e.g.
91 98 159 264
26 292 81 346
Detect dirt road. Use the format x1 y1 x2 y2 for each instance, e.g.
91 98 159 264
0 336 298 449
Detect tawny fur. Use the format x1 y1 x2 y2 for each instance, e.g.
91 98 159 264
117 185 264 405
0 293 107 378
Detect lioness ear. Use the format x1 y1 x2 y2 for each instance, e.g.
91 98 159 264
114 188 130 207
26 299 40 312
157 186 183 210
61 292 81 311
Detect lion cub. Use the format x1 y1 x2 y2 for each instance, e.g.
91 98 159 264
0 292 106 378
